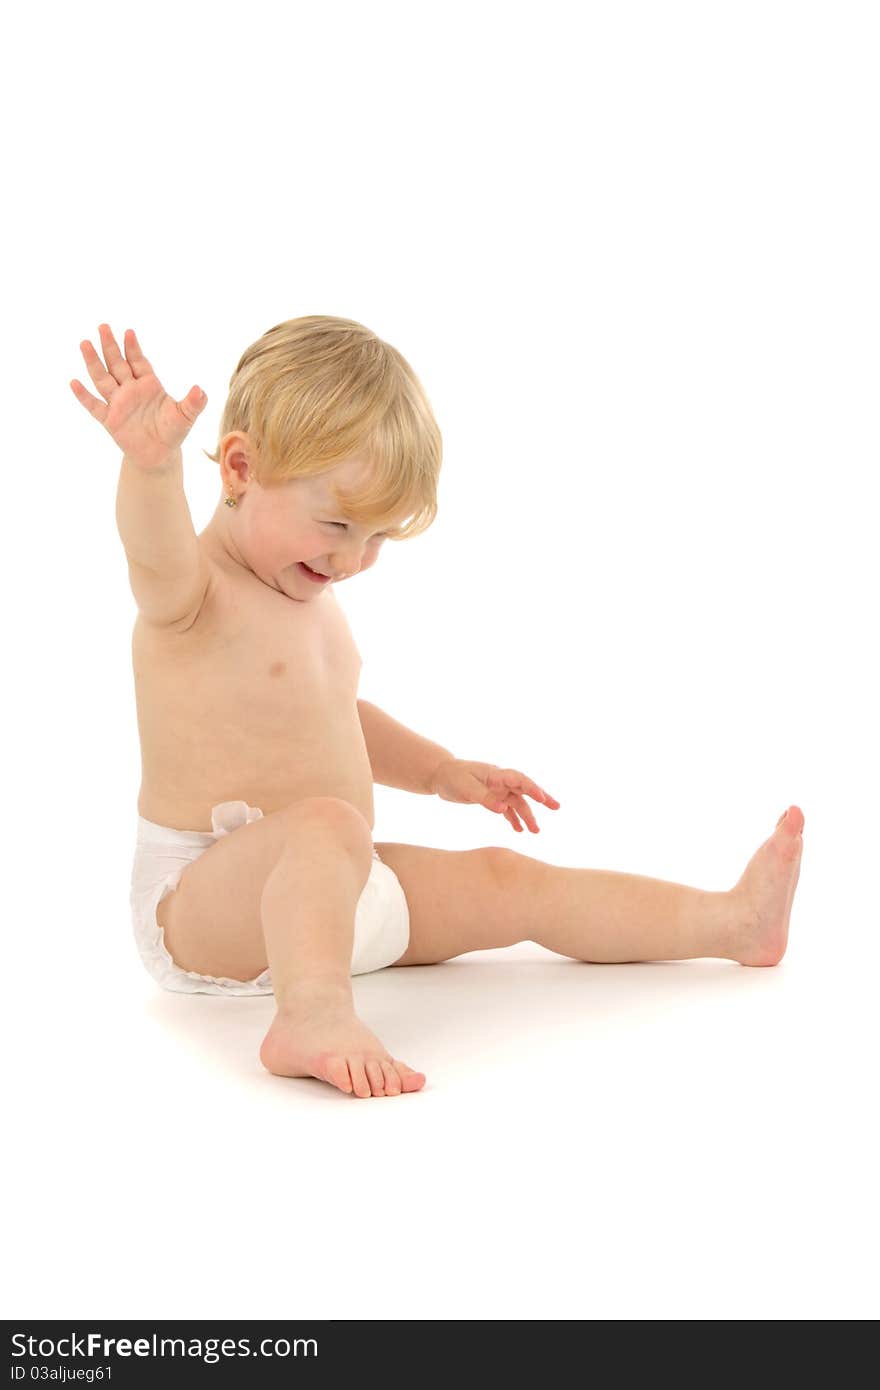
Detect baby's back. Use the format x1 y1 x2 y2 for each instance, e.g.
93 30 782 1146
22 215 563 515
132 550 376 832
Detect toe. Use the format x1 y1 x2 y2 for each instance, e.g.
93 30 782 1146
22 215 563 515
777 805 805 835
322 1056 353 1093
393 1059 427 1092
364 1058 387 1097
348 1059 372 1099
381 1060 402 1096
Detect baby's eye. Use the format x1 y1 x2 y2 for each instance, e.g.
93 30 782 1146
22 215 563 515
324 520 387 539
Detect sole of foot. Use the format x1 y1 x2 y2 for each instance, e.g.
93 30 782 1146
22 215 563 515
731 805 804 966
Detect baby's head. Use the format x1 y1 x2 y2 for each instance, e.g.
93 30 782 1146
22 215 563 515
201 316 442 601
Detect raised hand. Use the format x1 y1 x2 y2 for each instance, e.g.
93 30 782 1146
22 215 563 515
69 324 207 471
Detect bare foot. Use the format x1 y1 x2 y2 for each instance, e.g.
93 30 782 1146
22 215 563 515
259 987 426 1098
730 805 805 966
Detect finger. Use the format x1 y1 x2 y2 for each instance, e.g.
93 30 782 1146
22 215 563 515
176 384 207 423
123 327 156 380
97 323 134 386
79 336 122 403
504 807 523 832
495 768 559 808
512 772 561 808
69 377 108 423
490 769 544 827
510 792 540 833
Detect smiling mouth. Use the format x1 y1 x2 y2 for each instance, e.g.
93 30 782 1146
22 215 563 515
298 562 331 582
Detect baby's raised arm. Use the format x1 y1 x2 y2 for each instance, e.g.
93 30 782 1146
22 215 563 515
70 325 211 628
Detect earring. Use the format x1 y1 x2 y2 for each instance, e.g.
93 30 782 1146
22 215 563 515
224 495 238 508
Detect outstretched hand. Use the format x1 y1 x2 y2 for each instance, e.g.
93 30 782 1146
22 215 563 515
428 758 561 834
70 324 207 471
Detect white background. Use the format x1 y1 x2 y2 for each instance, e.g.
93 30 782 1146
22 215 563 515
3 0 877 1321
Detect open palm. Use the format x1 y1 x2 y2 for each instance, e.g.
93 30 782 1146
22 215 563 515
70 324 206 471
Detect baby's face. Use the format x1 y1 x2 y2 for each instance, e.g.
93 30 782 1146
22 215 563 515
216 445 392 602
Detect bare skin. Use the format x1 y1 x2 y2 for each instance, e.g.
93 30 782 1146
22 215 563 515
72 324 804 1102
72 324 425 1095
259 985 426 1097
257 807 804 1098
73 327 391 834
731 805 804 966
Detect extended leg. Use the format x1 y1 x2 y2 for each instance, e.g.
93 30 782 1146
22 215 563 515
520 862 734 962
377 807 804 968
522 807 804 965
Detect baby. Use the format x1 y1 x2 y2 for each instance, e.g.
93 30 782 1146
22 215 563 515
71 316 805 1100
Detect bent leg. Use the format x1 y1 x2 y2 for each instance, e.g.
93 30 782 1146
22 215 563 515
155 797 426 1097
259 803 374 1002
157 797 370 984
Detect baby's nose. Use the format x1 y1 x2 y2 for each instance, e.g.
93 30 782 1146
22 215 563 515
332 544 368 573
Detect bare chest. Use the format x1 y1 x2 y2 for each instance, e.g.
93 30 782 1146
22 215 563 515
132 565 374 831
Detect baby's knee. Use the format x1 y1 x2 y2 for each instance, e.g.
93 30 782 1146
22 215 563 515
279 795 373 860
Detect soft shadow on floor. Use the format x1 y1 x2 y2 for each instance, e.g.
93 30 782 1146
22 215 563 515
142 943 784 1087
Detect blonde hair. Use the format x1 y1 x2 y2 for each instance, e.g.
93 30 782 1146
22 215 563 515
201 315 442 540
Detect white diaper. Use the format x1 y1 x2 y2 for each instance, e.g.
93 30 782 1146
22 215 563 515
129 800 410 995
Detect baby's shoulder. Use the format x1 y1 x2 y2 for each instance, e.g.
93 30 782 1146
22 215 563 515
133 556 241 650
